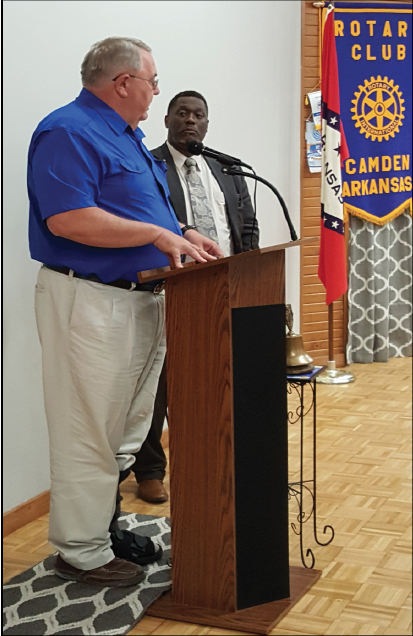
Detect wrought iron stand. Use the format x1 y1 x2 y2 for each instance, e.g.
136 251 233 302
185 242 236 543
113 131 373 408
287 366 335 568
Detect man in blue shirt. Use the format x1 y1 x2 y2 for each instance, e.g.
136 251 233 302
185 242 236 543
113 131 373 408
28 36 222 587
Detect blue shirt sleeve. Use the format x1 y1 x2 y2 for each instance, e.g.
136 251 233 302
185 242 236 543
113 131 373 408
31 129 102 220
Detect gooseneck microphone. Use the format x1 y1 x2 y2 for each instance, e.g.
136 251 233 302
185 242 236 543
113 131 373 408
186 140 253 170
186 140 298 242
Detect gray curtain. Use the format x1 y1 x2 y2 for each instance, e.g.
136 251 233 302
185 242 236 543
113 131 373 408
347 211 412 363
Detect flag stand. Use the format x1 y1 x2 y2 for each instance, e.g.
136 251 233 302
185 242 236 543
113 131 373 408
316 303 355 385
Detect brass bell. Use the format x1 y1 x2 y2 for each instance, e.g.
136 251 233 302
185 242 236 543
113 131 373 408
285 304 314 374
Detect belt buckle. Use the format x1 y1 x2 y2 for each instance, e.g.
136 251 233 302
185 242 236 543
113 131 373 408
153 281 165 295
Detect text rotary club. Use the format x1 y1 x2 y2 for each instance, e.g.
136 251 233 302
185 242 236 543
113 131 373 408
334 18 408 61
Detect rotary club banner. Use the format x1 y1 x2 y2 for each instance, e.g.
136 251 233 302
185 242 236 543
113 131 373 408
325 1 412 226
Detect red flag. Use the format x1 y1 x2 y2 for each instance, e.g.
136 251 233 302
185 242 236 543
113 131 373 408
318 3 350 306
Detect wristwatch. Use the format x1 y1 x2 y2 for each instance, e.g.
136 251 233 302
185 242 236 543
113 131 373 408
181 224 198 235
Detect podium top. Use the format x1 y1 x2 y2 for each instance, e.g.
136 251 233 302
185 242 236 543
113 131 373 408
138 237 317 283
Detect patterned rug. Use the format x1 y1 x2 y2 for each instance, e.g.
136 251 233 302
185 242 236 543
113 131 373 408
3 514 171 635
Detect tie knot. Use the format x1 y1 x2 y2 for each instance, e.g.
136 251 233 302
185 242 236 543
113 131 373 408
185 157 197 170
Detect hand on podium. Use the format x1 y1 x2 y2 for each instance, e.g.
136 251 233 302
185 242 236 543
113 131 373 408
183 227 224 259
153 228 222 269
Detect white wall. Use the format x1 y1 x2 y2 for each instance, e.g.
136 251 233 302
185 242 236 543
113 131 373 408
3 0 301 512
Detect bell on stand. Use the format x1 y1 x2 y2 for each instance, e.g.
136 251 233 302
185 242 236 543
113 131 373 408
285 304 314 375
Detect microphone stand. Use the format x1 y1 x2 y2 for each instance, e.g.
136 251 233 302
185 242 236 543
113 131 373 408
221 166 298 242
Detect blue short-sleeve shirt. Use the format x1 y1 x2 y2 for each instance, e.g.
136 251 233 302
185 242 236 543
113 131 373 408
28 88 182 282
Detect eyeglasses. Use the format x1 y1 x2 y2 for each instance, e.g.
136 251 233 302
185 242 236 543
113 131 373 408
112 73 159 90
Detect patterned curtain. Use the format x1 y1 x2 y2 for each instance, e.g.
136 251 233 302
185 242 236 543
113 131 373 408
347 211 412 363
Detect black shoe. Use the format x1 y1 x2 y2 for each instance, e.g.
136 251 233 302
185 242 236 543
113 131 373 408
110 529 163 566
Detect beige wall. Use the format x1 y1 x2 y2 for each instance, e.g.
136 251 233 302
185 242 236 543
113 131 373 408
3 0 301 511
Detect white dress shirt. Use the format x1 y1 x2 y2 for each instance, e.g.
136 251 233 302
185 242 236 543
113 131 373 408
166 141 234 257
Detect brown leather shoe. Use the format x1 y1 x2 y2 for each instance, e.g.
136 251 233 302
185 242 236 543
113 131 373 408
54 554 145 587
137 479 169 504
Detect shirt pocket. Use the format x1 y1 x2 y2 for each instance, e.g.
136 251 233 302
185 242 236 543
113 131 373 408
213 189 226 207
119 160 145 176
213 189 229 226
117 160 149 205
103 160 144 196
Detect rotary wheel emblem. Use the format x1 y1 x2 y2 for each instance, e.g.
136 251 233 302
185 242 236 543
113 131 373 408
351 76 405 141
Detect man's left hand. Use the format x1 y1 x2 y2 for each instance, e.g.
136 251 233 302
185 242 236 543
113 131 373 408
184 229 224 259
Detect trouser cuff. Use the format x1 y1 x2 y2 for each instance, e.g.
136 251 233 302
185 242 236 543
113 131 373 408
134 470 166 483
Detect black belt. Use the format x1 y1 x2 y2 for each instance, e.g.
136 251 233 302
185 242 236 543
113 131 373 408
44 265 165 294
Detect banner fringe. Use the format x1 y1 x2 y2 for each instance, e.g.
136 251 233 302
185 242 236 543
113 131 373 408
343 198 412 226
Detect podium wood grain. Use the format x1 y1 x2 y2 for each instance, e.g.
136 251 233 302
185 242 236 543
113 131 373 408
166 264 236 611
229 250 285 308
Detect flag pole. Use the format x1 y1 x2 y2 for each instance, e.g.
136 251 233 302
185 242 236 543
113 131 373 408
328 303 334 361
316 301 354 384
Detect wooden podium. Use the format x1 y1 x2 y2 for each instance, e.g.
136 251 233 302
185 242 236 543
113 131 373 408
138 240 320 635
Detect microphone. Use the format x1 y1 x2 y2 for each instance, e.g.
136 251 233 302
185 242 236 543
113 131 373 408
186 140 253 170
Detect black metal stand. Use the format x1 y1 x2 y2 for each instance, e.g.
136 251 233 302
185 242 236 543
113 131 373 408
287 366 335 568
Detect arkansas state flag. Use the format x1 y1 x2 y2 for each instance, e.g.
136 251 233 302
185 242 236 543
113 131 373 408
318 3 350 306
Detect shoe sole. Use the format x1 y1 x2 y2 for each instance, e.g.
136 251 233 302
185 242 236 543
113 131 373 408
54 569 145 587
138 494 169 504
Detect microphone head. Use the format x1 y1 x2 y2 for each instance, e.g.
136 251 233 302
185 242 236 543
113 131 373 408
186 140 203 155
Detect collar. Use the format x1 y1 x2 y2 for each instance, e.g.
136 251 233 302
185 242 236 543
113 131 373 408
166 140 200 171
76 88 145 140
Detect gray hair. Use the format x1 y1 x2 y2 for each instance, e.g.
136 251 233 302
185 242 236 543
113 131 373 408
81 36 152 86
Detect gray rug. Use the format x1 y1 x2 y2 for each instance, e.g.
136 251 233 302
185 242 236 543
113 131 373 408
3 514 171 635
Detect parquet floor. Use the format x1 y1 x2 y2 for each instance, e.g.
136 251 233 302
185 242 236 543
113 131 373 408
3 358 411 635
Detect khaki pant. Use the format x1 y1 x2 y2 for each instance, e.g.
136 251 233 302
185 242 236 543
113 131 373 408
35 266 166 570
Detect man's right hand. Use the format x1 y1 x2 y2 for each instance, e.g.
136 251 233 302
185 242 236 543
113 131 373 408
153 229 218 270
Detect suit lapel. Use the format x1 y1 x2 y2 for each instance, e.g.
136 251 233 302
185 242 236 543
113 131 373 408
158 144 188 224
206 156 239 234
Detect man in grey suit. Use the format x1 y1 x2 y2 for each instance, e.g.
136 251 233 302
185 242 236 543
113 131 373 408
127 90 259 503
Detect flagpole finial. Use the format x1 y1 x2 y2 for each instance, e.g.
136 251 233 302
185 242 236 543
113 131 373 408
313 2 325 7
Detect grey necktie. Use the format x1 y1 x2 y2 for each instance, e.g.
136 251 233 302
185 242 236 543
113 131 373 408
184 157 219 242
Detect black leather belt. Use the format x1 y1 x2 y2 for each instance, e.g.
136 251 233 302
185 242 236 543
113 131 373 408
44 265 165 294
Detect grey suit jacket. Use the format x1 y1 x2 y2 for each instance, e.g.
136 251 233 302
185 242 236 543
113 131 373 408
150 143 259 253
